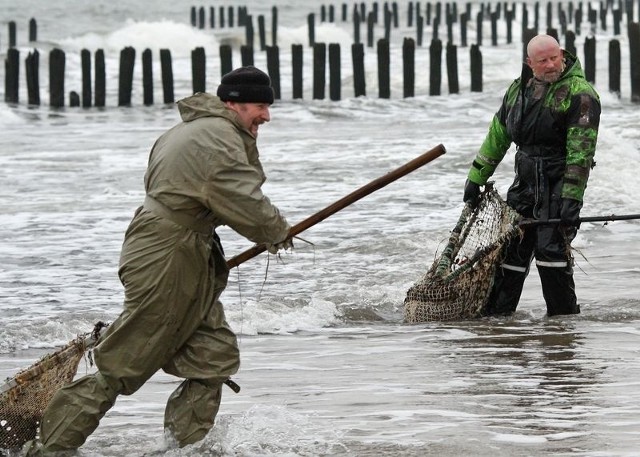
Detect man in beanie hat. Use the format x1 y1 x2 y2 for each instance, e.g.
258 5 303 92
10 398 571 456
28 66 291 454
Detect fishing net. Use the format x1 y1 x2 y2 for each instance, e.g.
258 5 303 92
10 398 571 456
0 322 105 451
404 184 523 323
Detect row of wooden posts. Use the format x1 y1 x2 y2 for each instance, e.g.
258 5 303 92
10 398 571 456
5 23 640 108
190 0 639 49
3 1 637 53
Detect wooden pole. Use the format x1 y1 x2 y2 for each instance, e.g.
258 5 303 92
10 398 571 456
142 48 153 105
292 44 303 99
609 39 621 97
81 49 91 107
446 42 459 94
160 49 174 104
25 49 40 105
329 43 341 101
226 144 447 268
266 45 281 100
192 46 206 93
49 48 65 108
220 44 233 77
118 47 135 107
403 37 415 98
95 49 105 107
241 45 254 66
377 38 390 99
5 48 19 103
312 42 326 99
352 42 366 97
429 38 442 96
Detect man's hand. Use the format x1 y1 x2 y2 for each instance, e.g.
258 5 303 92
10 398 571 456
463 179 482 209
560 198 582 242
560 198 582 227
266 238 294 254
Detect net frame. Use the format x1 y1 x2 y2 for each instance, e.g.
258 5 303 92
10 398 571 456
404 184 523 322
0 323 104 451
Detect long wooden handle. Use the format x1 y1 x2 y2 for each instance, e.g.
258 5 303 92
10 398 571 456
226 144 447 269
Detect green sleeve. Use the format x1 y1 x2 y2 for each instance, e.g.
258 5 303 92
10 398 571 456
468 115 512 185
562 92 601 201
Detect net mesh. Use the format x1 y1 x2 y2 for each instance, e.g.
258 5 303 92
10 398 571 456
0 324 103 451
404 185 523 323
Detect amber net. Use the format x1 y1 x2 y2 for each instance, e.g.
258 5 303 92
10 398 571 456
0 324 104 451
404 185 522 323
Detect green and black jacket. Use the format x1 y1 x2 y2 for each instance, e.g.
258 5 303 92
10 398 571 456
467 51 600 205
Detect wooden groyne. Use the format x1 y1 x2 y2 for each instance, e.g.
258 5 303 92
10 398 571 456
3 1 640 107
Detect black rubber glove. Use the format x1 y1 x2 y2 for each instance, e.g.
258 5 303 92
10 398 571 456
463 179 481 209
560 198 582 227
560 198 582 241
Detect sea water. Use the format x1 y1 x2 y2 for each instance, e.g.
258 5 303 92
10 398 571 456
1 1 640 455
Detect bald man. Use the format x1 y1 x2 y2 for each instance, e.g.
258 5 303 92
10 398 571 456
463 34 601 317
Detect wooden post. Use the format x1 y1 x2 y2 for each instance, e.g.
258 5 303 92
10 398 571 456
272 6 278 47
5 48 19 103
9 21 16 48
584 36 596 83
245 15 254 49
429 38 442 96
352 42 366 97
613 8 622 36
229 6 235 27
198 6 205 29
219 6 226 28
609 39 621 97
192 46 206 94
416 10 424 46
403 38 415 98
354 10 361 43
384 6 392 41
142 48 153 105
629 22 640 103
190 6 196 26
258 15 266 51
160 49 175 104
470 44 482 92
367 11 375 47
49 48 65 108
25 49 40 105
266 45 281 100
69 91 80 107
460 12 468 47
29 18 37 42
490 12 499 45
81 49 92 107
446 42 459 94
329 43 341 101
377 38 390 99
476 11 483 46
241 45 254 66
292 44 303 99
312 42 326 99
95 49 105 107
118 47 135 107
220 44 233 77
408 1 414 27
565 30 577 56
506 8 514 44
308 13 315 47
210 7 215 28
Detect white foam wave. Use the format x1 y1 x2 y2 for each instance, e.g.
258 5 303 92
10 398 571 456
57 19 220 57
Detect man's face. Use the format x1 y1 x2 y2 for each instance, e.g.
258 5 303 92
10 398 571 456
226 102 271 137
527 45 565 83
